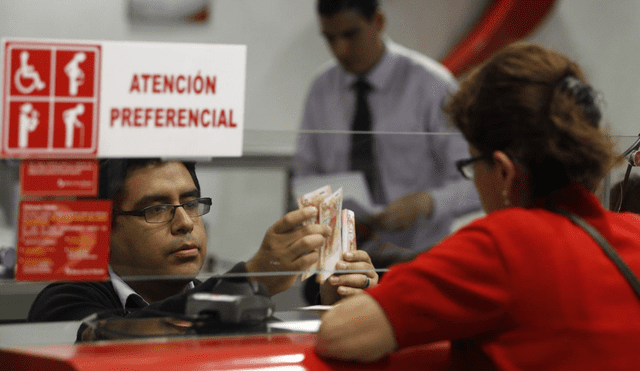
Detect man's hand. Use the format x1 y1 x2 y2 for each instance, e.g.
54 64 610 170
369 191 433 232
246 207 330 296
320 250 379 305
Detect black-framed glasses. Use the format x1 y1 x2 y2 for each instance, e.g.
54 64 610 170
116 197 212 224
455 156 489 180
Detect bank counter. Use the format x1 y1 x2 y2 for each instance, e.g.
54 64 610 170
0 312 451 370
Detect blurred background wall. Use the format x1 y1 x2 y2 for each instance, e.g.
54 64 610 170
3 1 637 139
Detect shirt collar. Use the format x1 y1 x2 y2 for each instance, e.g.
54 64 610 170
109 266 147 310
341 39 397 92
108 266 195 310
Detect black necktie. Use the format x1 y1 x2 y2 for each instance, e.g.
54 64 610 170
350 78 384 204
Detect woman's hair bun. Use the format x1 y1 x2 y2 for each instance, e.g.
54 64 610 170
556 75 602 123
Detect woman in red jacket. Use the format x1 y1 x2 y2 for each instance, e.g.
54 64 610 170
315 42 640 369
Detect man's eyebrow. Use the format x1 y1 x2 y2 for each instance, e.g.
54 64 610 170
322 27 359 40
130 189 200 210
181 189 201 200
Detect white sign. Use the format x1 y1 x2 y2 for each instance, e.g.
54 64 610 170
1 38 246 158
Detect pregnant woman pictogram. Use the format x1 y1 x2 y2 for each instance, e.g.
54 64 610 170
65 52 86 96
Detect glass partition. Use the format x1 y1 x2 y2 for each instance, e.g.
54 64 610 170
0 130 637 347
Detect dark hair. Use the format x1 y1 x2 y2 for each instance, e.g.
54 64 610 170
99 159 200 210
317 0 379 20
445 42 622 200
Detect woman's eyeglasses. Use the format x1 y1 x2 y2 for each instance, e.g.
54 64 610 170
455 156 488 180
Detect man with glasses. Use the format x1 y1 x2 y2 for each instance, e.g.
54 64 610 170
28 159 377 336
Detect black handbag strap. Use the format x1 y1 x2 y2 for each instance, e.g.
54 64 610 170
549 206 640 300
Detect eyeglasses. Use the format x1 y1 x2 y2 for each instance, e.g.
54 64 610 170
455 156 489 180
116 197 212 224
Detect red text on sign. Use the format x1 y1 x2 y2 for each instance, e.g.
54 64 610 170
110 107 237 128
129 74 216 95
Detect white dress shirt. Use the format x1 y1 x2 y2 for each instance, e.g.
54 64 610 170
293 40 481 251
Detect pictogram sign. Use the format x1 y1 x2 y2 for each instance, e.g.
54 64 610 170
2 40 101 157
3 38 246 158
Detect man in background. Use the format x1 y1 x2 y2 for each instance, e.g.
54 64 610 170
292 0 481 260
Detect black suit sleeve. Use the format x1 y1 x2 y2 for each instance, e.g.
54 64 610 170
28 262 250 342
28 262 249 323
27 281 125 323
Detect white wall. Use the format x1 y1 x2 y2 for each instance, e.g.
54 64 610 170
2 0 638 139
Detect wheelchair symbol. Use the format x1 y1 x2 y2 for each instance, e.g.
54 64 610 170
14 51 46 94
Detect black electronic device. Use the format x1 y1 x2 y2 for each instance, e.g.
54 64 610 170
185 280 275 325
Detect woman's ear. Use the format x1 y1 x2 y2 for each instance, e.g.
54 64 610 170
491 151 517 195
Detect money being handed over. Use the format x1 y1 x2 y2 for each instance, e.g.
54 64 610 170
297 185 357 283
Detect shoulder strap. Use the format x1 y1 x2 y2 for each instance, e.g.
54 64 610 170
549 207 640 300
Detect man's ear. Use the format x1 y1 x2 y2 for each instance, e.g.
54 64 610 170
492 151 517 194
374 9 385 32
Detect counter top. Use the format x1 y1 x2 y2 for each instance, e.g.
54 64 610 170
0 312 451 370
